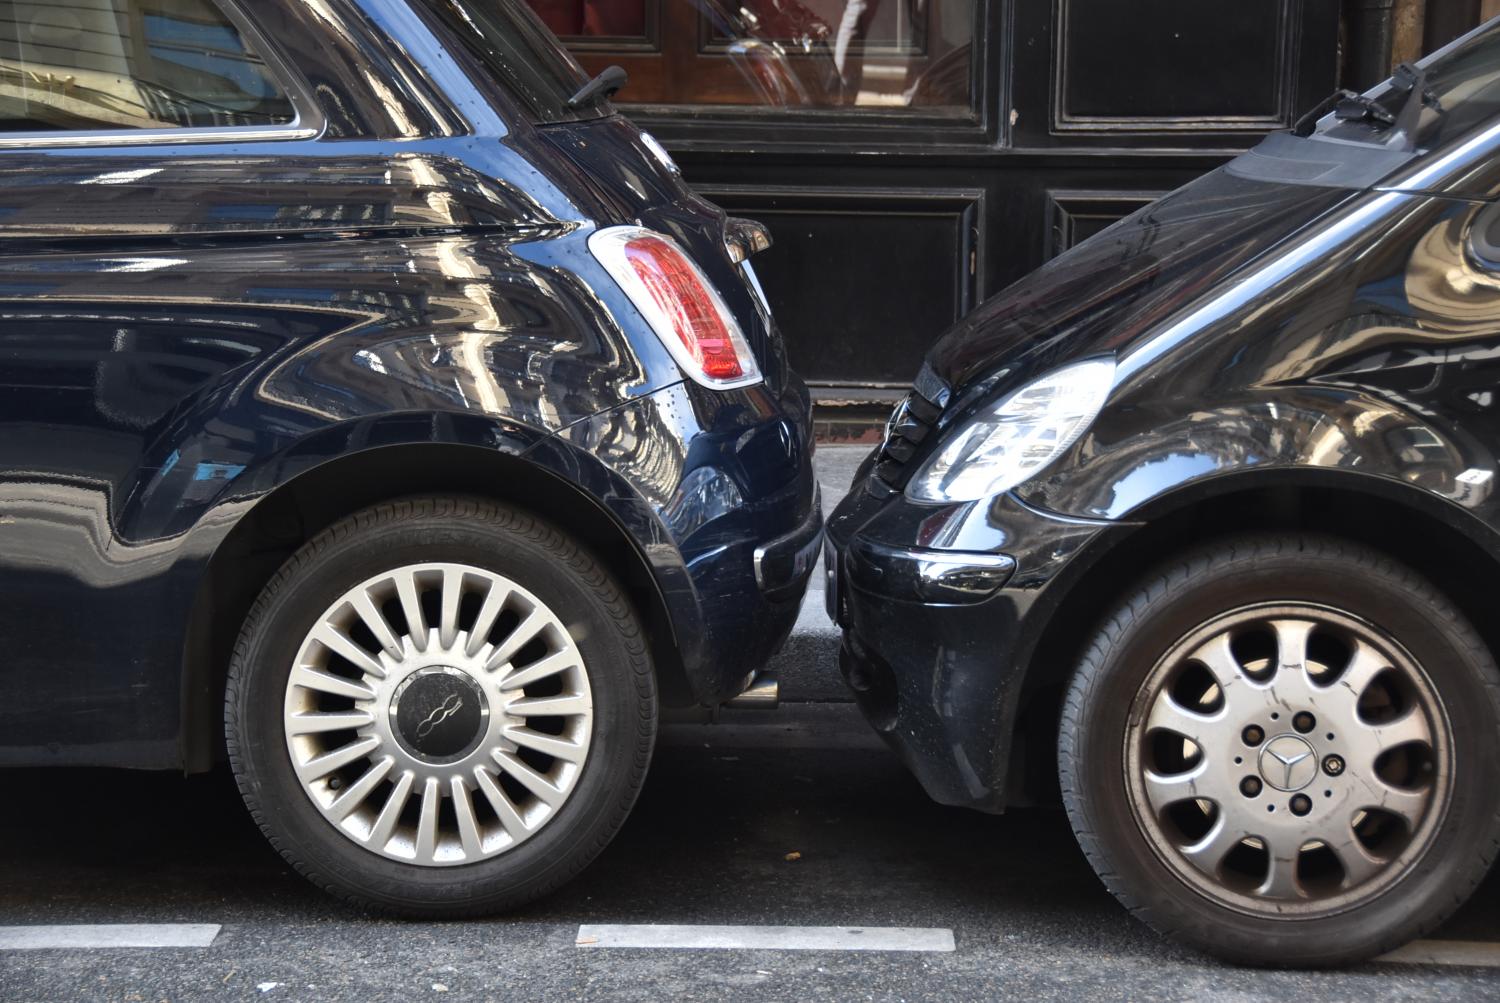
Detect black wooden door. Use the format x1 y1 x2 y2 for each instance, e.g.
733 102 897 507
526 0 1341 426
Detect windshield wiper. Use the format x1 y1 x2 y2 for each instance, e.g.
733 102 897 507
1333 90 1397 127
567 65 627 109
1300 61 1443 151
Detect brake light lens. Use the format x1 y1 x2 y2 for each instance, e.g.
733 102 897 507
589 226 762 389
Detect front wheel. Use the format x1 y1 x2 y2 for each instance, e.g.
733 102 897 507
226 497 656 915
1059 534 1500 966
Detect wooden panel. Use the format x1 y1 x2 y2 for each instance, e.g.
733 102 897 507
1044 189 1164 259
696 185 984 387
1053 0 1296 133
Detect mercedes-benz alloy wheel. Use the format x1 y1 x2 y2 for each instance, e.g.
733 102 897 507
1059 534 1500 966
227 497 655 915
1125 603 1448 915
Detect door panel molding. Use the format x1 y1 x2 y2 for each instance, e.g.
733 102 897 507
1051 0 1300 135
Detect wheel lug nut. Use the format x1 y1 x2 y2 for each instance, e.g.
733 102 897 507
1240 776 1263 798
1323 755 1345 776
1290 794 1312 816
1293 712 1315 733
1242 725 1265 746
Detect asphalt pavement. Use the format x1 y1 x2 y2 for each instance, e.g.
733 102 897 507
3 446 1499 1001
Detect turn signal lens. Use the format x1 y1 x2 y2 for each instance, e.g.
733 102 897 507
589 226 762 389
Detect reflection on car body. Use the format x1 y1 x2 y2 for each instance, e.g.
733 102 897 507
0 0 819 916
829 14 1500 968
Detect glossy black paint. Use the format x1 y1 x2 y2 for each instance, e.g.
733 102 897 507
0 0 816 770
829 33 1500 811
653 1 1343 410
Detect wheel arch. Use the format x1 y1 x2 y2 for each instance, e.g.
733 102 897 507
1004 467 1500 805
180 440 687 773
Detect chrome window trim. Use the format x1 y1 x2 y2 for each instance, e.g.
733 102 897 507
0 124 321 149
0 0 326 150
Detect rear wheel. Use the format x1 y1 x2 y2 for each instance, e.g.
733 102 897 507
226 497 655 915
1059 534 1500 966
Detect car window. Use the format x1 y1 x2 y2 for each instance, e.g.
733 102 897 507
0 0 296 133
1318 20 1500 153
421 0 606 124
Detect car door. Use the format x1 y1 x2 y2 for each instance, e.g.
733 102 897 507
0 0 334 765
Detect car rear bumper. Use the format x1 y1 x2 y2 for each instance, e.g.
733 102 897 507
551 373 821 705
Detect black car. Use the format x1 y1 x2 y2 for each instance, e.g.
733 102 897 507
0 0 819 914
829 19 1500 967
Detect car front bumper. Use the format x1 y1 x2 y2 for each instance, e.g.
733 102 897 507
826 466 1122 811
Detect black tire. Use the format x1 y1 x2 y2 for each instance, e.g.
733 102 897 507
225 496 656 916
1058 533 1500 967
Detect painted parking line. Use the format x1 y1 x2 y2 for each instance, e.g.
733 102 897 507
0 924 221 950
576 924 955 952
1377 940 1500 968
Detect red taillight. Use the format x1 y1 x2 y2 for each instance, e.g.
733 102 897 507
623 235 744 381
589 226 761 389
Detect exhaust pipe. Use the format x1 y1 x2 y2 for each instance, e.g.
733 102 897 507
725 672 779 709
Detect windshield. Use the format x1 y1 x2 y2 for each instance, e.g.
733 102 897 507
1318 19 1500 151
422 0 605 123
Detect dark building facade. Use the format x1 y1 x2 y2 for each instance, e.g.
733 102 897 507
525 0 1489 429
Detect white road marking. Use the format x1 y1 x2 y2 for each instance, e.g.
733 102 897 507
0 924 221 950
575 924 954 952
1377 940 1500 968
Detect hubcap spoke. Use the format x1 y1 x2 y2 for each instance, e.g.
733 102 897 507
1143 764 1221 813
283 562 593 867
297 735 380 781
498 650 579 691
394 568 429 653
1357 779 1429 827
1329 835 1385 889
1144 693 1220 747
1256 840 1305 900
415 777 441 863
290 665 375 703
1188 632 1243 694
492 749 567 807
438 568 465 650
310 622 386 679
1333 640 1390 709
450 776 485 858
509 693 591 718
349 590 404 661
1271 619 1314 679
286 709 374 735
329 756 395 821
1180 816 1246 875
485 608 548 672
465 581 511 659
368 769 415 851
474 766 529 838
502 725 587 764
1369 708 1431 752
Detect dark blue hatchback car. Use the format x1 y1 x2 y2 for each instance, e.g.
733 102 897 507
0 0 819 913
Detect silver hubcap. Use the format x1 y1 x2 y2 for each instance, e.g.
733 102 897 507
1125 603 1450 915
283 563 593 866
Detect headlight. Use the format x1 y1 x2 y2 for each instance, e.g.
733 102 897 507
906 358 1116 503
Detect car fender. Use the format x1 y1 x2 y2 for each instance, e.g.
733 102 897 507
1016 384 1500 531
